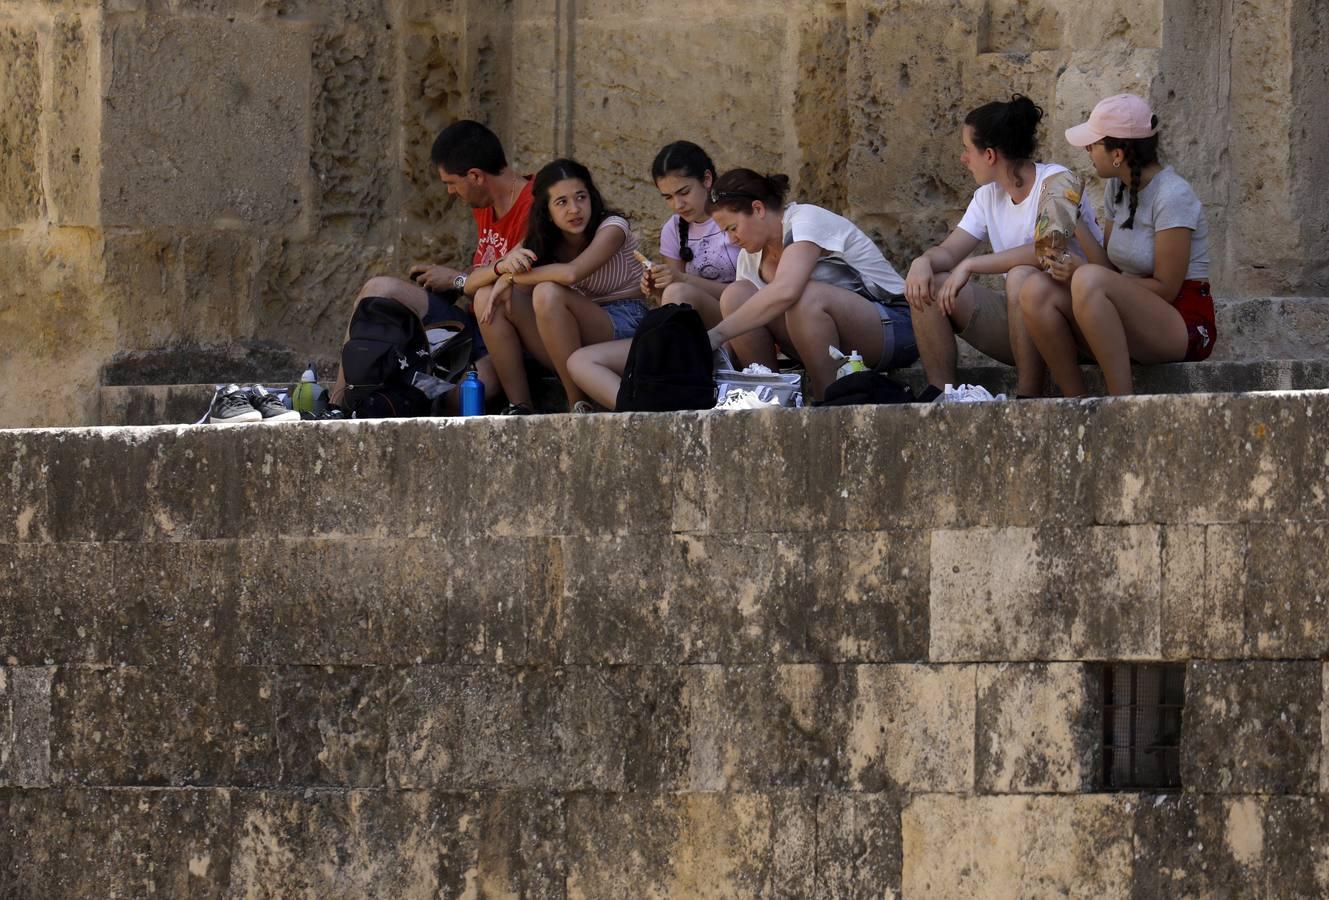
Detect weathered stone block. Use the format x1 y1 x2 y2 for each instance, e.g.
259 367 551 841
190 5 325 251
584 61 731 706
0 668 51 787
667 532 812 664
224 538 450 666
1089 393 1328 525
0 24 43 226
804 531 931 663
846 664 975 793
45 14 99 227
1132 795 1267 899
535 534 673 664
1264 796 1329 897
272 666 388 787
976 663 1096 794
50 666 278 786
683 665 851 791
901 794 1135 898
929 525 1162 661
839 401 1095 532
0 788 233 899
564 792 815 900
1245 523 1329 657
101 18 311 228
388 665 682 792
229 789 564 898
0 431 51 543
1182 661 1322 794
815 793 903 900
0 542 118 666
1161 524 1247 659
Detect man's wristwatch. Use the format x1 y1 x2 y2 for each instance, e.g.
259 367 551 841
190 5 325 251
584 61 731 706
452 273 467 292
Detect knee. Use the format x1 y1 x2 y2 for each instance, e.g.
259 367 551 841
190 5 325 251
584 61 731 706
358 275 401 301
719 283 751 316
929 272 950 297
532 282 563 316
661 282 691 305
1070 263 1109 297
1019 273 1057 317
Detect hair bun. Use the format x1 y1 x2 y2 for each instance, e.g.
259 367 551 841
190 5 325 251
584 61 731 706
765 173 792 202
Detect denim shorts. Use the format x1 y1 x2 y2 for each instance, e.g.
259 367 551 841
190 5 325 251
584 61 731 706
425 290 487 358
601 299 649 341
874 297 919 370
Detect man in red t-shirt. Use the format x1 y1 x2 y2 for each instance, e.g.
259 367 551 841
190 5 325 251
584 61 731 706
330 120 534 409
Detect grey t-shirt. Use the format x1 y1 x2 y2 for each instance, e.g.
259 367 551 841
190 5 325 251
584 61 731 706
1104 166 1210 280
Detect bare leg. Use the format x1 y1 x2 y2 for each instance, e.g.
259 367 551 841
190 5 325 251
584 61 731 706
719 281 781 370
1020 272 1087 397
479 285 548 408
783 282 889 401
909 271 978 389
568 339 631 409
660 282 723 328
1070 265 1188 396
1005 266 1045 397
532 283 616 406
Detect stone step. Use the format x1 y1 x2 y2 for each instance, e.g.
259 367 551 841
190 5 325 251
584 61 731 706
96 358 1329 426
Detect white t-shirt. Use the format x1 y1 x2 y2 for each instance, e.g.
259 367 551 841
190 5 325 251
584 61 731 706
956 162 1103 256
735 202 907 303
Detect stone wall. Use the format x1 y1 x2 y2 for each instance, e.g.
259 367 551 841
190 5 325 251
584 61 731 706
0 0 1325 427
3 392 1329 895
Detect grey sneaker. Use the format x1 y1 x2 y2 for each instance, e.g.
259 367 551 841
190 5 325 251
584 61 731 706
247 385 300 422
207 384 262 424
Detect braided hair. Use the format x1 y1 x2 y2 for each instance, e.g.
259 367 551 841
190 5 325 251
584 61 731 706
651 141 718 265
964 94 1044 189
1103 117 1160 229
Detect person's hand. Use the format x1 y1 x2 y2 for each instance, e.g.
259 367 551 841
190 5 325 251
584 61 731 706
905 257 935 310
497 248 536 276
639 267 655 298
480 276 513 325
409 263 461 292
935 263 971 316
650 266 675 291
1044 251 1082 285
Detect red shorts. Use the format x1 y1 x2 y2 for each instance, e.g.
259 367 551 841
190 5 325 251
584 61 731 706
1175 280 1216 362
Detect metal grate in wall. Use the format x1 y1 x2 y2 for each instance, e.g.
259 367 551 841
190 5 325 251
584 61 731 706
1100 663 1185 791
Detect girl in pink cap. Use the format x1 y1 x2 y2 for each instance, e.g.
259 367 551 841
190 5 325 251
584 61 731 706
1020 93 1216 396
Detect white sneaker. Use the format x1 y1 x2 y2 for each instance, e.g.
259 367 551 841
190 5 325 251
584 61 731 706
714 388 781 411
940 383 1007 403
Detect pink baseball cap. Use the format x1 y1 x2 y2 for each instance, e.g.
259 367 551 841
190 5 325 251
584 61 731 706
1064 94 1158 146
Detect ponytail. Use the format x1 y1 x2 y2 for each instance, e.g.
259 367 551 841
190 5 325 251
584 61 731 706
964 94 1045 187
705 169 791 214
1104 117 1161 229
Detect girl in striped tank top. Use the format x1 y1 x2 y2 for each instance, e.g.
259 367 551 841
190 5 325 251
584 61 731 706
477 158 649 414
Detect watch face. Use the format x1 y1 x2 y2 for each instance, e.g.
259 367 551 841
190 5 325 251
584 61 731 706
453 274 467 291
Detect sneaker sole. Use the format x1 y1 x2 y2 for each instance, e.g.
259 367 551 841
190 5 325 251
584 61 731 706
261 410 302 423
208 410 263 424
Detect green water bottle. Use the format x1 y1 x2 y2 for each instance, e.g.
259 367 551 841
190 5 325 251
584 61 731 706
292 362 319 415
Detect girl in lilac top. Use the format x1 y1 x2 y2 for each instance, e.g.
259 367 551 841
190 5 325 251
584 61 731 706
568 141 740 410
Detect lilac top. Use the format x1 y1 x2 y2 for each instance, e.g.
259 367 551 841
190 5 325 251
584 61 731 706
659 215 741 283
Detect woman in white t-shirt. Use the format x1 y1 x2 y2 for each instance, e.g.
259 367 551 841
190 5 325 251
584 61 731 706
705 169 915 401
567 141 739 409
1021 94 1216 396
905 95 1103 400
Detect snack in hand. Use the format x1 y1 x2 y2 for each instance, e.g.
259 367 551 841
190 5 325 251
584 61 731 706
1034 170 1085 265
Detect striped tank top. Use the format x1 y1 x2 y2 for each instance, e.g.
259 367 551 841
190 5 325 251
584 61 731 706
573 216 644 301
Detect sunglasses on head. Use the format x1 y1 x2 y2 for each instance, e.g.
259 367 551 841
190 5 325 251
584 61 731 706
709 189 758 205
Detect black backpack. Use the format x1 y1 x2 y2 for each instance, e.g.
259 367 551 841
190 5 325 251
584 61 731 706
615 303 715 412
819 371 916 406
340 297 436 417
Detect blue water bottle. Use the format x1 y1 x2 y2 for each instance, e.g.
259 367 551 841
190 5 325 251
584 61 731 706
459 370 485 416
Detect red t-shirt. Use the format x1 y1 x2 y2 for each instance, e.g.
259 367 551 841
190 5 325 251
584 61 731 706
471 177 534 267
